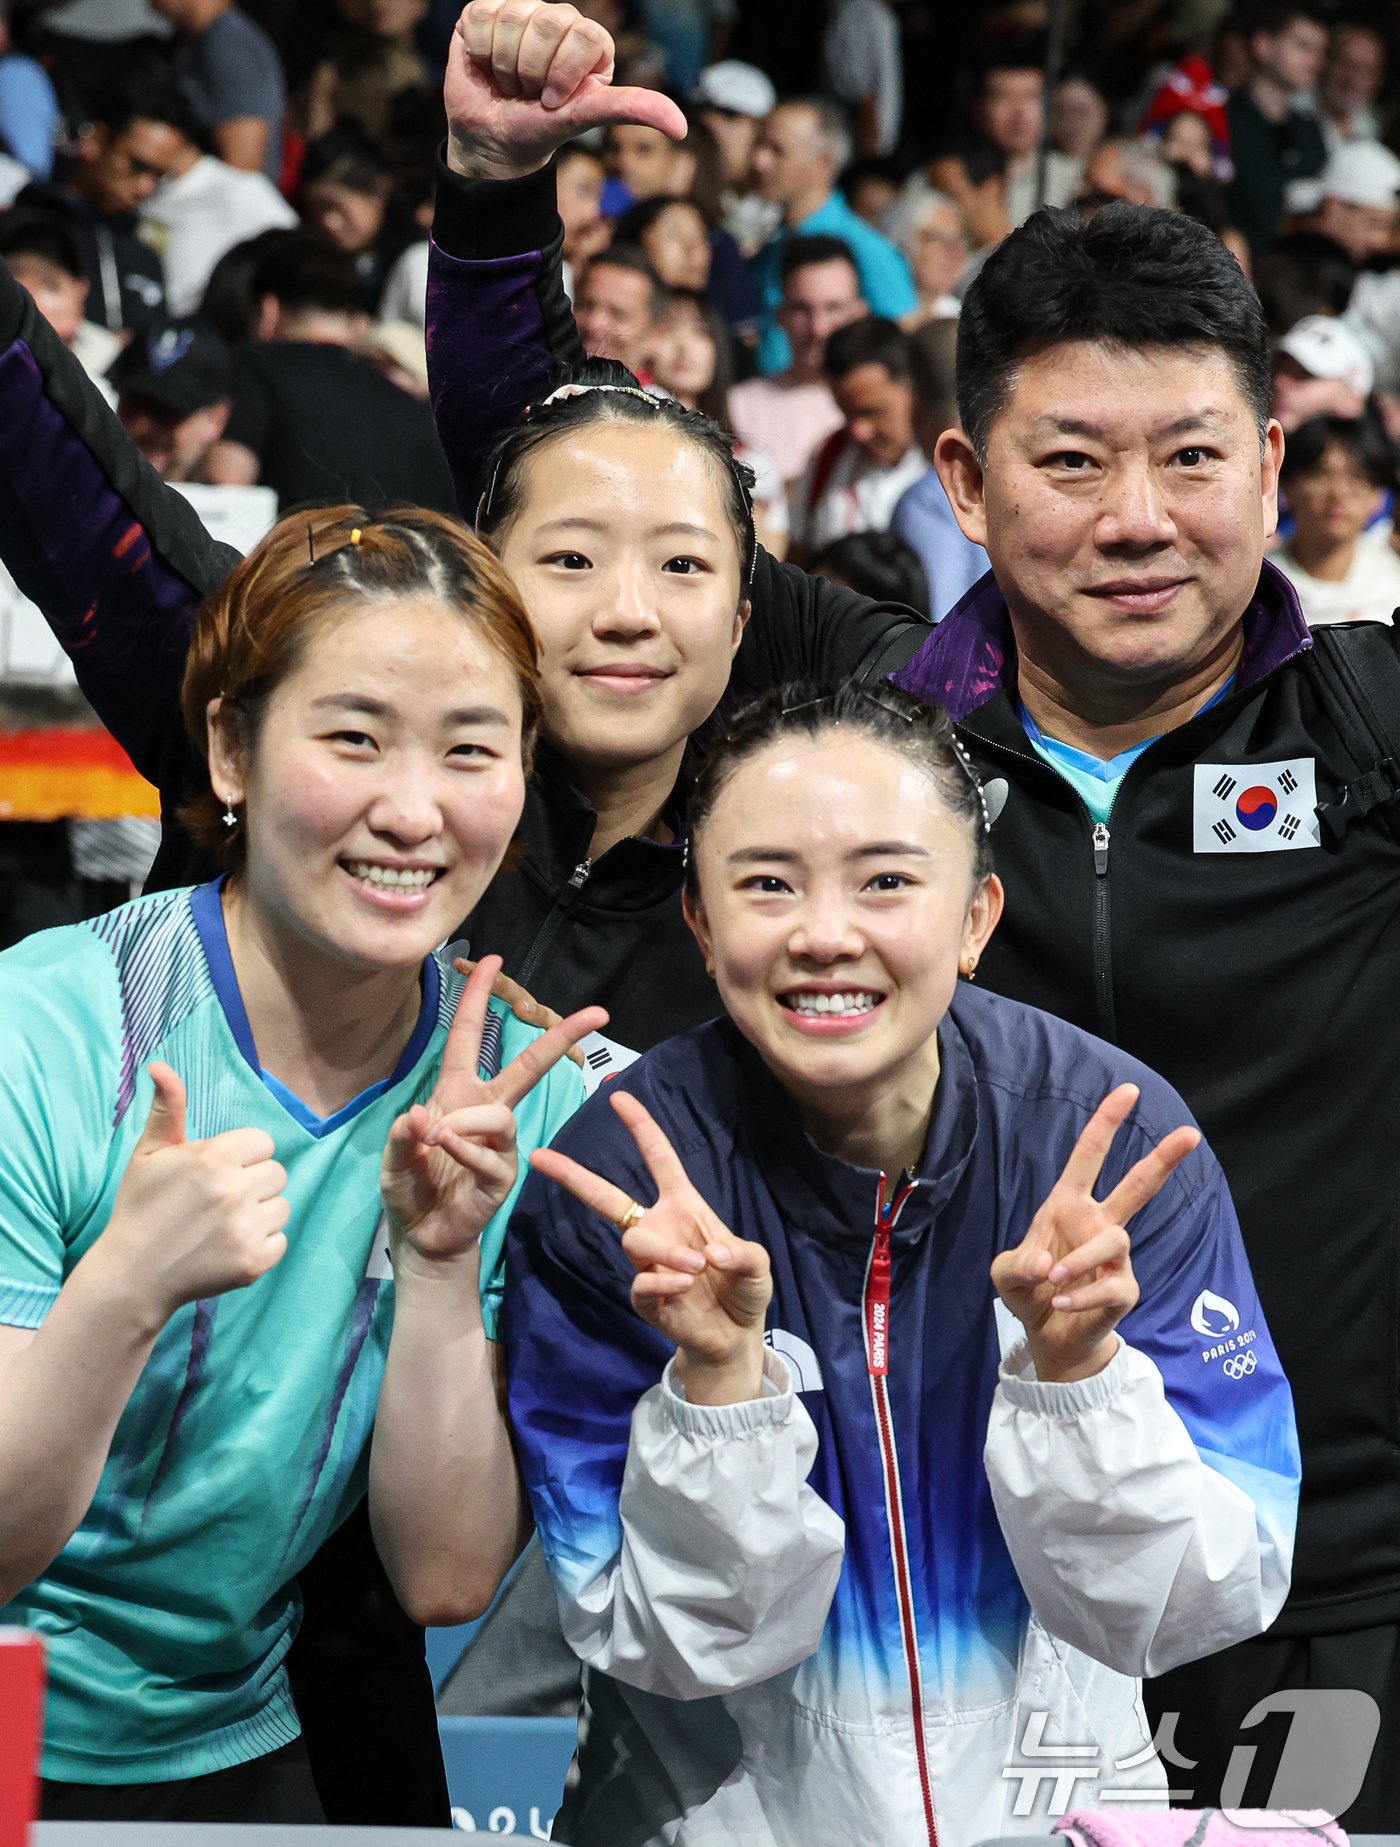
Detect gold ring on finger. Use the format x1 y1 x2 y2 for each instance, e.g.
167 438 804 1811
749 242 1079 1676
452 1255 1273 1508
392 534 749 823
615 1199 646 1233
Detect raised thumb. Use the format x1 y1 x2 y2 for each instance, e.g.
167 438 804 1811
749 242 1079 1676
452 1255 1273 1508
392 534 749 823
564 82 688 142
139 1062 188 1149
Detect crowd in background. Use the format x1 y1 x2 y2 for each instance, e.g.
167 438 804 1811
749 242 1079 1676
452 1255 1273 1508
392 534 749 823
1 0 1400 928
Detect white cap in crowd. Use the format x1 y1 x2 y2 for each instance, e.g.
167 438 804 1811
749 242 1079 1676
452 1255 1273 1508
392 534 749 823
1319 140 1400 211
692 61 778 121
1277 314 1377 396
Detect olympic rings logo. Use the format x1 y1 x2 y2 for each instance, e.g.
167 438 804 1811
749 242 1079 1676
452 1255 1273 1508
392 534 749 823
1223 1351 1257 1380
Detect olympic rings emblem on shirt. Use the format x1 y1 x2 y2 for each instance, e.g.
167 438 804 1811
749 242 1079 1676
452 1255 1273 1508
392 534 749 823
1223 1351 1258 1380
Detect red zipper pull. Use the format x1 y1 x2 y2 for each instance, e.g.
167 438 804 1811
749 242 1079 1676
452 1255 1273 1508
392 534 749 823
866 1221 892 1378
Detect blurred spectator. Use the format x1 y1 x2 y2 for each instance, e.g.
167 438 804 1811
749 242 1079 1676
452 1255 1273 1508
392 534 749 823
556 141 608 298
692 59 779 257
1274 413 1400 625
973 52 1083 226
891 316 989 618
1273 310 1375 430
1139 55 1231 182
302 0 431 146
107 317 237 484
14 76 186 332
573 244 668 370
1255 230 1356 335
1225 3 1329 258
358 319 429 400
1051 74 1110 164
0 0 59 179
646 292 788 557
1348 262 1400 398
842 157 901 229
0 215 120 397
148 0 286 179
1170 164 1254 277
1317 21 1387 153
612 191 758 344
298 126 409 301
139 118 298 318
811 529 928 612
196 225 299 342
791 314 927 553
0 142 22 207
204 236 454 510
882 189 968 325
1083 137 1178 208
821 0 902 160
1299 141 1400 266
576 0 667 90
641 0 734 97
750 99 916 374
727 233 858 485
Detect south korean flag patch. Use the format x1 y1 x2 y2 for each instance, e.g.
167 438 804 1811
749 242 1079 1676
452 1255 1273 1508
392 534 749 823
1193 759 1320 852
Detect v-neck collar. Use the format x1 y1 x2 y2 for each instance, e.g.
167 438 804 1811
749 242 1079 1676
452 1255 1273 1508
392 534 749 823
189 878 441 1138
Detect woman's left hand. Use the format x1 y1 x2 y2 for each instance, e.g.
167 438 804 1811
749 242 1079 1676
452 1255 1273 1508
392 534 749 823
380 956 606 1269
990 1084 1200 1383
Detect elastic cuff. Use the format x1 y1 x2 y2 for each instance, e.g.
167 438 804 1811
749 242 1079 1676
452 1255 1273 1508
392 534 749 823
659 1347 792 1436
997 1335 1139 1414
432 147 563 261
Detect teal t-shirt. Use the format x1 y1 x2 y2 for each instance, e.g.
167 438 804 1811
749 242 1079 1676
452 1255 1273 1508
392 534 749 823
0 882 584 1783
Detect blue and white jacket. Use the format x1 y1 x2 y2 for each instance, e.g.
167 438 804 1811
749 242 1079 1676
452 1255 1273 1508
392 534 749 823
503 986 1300 1847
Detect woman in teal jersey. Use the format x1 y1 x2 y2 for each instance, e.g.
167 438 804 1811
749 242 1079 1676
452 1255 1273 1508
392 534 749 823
0 505 601 1822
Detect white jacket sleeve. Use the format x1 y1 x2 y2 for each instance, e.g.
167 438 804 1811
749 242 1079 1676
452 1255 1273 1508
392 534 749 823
559 1347 846 1700
985 1338 1290 1678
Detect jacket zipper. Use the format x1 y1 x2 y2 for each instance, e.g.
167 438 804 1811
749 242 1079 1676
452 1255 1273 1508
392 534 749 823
1090 818 1116 1040
514 858 591 987
862 1173 938 1847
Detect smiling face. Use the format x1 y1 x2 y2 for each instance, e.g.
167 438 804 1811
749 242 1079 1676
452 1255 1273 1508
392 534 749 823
641 200 712 292
686 731 1000 1136
497 422 748 780
209 600 527 972
939 340 1283 697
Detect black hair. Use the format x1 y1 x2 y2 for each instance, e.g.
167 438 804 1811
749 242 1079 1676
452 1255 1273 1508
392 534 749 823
1254 233 1356 336
780 233 860 287
581 243 669 320
475 357 758 585
299 124 392 197
684 680 994 895
0 213 84 279
197 228 301 342
1279 412 1397 489
89 66 205 146
812 531 930 615
1244 1 1327 38
824 315 913 384
956 201 1272 459
557 139 604 172
250 235 369 319
976 34 1047 83
611 194 709 267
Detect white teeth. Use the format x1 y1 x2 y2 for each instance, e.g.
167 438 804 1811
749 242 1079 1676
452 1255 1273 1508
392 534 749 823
785 991 881 1016
346 862 438 891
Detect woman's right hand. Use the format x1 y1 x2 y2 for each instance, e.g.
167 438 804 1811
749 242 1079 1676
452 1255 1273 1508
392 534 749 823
446 0 687 183
97 1062 290 1327
532 1090 771 1405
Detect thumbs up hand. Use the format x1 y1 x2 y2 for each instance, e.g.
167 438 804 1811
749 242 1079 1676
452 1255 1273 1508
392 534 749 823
102 1063 291 1324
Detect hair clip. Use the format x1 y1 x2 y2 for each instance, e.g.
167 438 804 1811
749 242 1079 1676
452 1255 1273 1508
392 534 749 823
476 460 504 533
307 522 317 565
951 737 993 835
349 527 363 546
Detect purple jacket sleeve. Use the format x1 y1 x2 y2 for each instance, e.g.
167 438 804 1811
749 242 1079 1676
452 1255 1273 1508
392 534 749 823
0 258 236 784
426 154 580 516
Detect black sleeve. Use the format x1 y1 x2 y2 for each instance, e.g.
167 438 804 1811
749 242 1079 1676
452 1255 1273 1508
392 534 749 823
735 545 934 693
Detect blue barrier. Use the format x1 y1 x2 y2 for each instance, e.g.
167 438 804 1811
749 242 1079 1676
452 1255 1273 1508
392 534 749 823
438 1715 576 1838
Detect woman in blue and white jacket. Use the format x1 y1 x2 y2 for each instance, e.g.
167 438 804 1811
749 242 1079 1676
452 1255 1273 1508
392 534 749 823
505 679 1300 1847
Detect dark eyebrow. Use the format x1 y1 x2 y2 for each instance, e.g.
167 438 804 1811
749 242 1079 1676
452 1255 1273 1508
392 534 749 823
309 693 512 726
1030 408 1229 443
725 843 934 865
533 517 723 541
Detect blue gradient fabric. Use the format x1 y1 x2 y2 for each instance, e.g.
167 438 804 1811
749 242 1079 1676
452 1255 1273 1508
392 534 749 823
0 883 583 1783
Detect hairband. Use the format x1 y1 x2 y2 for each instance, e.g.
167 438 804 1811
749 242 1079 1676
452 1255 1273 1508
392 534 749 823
777 689 992 835
539 381 659 410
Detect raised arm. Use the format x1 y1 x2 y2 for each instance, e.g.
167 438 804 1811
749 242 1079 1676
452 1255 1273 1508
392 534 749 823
0 258 236 784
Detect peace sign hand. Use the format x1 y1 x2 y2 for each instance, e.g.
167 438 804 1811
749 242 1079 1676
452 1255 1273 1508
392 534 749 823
381 956 607 1271
990 1084 1201 1384
532 1091 772 1405
446 0 687 183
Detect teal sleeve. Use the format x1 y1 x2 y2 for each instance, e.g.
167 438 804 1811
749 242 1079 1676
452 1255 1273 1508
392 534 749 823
0 933 118 1327
476 1013 587 1342
862 241 918 319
